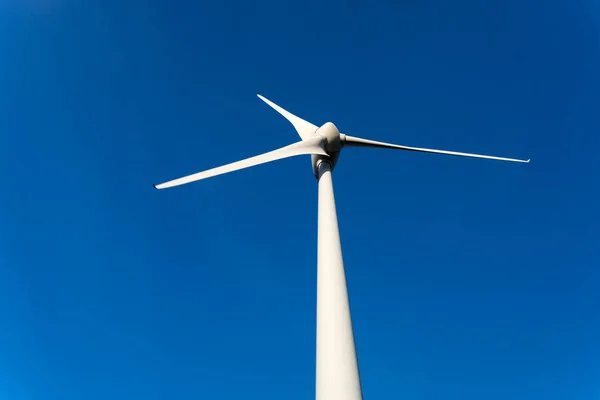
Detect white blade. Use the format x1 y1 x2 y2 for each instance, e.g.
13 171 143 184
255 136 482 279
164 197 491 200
257 94 318 140
343 135 530 163
154 137 327 189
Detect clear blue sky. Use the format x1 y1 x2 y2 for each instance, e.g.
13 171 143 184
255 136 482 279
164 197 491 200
1 0 599 399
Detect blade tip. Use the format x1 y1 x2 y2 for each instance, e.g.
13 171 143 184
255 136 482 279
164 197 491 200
256 94 273 105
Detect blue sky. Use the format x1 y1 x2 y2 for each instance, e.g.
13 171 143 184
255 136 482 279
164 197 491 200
1 0 599 398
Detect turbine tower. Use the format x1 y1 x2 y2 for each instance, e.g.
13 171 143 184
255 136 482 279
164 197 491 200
154 95 530 400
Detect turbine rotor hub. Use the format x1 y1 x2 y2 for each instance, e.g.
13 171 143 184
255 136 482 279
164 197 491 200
316 122 342 153
312 122 342 179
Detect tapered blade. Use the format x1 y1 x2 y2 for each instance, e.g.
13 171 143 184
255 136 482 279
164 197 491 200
257 94 318 140
343 135 530 163
154 137 327 189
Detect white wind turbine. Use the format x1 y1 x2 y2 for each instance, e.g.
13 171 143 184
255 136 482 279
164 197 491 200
154 94 530 400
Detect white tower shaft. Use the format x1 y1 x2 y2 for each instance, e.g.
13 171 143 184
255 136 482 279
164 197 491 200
316 161 363 400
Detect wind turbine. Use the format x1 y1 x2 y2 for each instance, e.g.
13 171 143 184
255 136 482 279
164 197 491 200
154 94 530 400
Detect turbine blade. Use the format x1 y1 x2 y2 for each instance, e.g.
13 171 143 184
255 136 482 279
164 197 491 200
342 135 530 163
154 137 327 189
257 94 318 140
